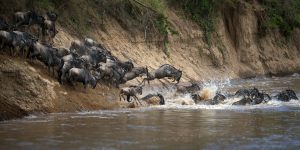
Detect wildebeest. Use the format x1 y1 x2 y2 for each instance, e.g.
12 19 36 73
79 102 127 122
80 48 106 69
0 30 16 53
115 60 134 72
121 67 148 83
141 93 165 105
275 89 298 102
176 82 201 94
119 85 143 105
70 39 101 55
144 64 182 84
232 97 253 105
84 38 99 47
12 31 37 56
28 41 61 75
233 88 271 105
58 53 85 84
0 30 28 56
68 68 98 89
42 19 57 39
192 92 226 105
97 60 133 87
208 93 226 105
0 17 9 30
44 11 58 22
13 11 44 28
69 40 89 56
53 47 70 58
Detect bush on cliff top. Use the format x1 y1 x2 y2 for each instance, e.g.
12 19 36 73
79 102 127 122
258 0 300 38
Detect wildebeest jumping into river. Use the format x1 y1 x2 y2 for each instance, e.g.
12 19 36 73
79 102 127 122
143 64 182 84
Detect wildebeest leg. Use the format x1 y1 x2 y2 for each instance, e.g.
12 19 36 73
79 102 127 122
126 95 131 102
69 77 75 87
60 72 65 84
47 64 51 74
134 96 142 105
119 93 124 101
52 67 55 76
83 81 87 89
0 40 4 49
10 46 15 56
119 94 127 102
15 21 24 29
142 78 150 85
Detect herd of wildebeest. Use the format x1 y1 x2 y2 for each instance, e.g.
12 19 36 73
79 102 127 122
0 10 298 106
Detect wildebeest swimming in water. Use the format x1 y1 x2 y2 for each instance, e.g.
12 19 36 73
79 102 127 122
143 64 182 84
192 92 226 105
141 93 165 105
275 89 298 102
232 88 271 105
191 88 298 106
176 82 201 94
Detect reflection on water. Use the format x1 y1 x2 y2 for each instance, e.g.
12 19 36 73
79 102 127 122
1 75 300 149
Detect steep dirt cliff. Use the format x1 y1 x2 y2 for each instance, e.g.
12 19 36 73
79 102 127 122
0 54 120 120
0 0 300 120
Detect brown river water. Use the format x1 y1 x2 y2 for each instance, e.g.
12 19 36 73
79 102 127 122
1 74 300 149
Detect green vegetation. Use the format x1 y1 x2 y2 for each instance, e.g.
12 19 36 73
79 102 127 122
181 0 218 46
26 0 104 36
127 0 177 57
258 0 300 38
167 0 237 46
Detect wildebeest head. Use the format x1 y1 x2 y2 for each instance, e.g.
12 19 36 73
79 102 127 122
29 11 44 25
136 85 143 95
91 77 97 89
286 89 298 100
235 89 250 97
48 28 58 38
119 60 134 72
157 93 165 105
45 11 58 22
93 50 107 63
93 70 101 81
73 57 85 68
175 70 182 83
84 38 98 47
37 15 45 25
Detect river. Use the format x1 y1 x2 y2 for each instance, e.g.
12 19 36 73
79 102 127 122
1 74 300 149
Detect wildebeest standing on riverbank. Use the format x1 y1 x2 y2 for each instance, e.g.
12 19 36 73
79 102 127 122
13 11 44 28
68 68 98 89
27 41 61 75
